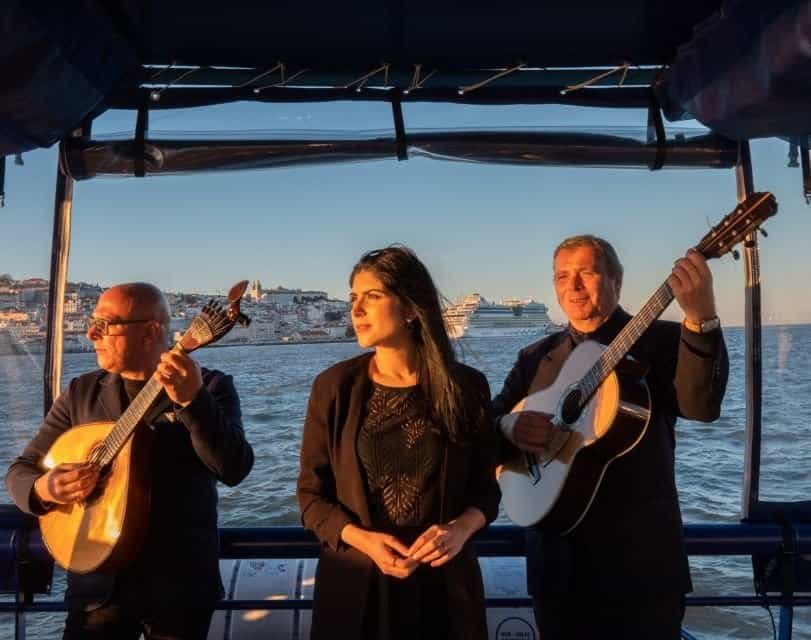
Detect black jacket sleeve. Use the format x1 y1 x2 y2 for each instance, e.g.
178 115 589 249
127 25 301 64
296 372 354 551
177 371 253 487
463 369 501 524
491 347 534 421
674 326 729 422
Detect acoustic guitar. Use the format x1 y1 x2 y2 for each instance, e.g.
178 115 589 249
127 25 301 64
39 281 251 573
497 192 777 532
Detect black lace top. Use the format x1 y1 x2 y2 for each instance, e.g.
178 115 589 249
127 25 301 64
357 383 443 530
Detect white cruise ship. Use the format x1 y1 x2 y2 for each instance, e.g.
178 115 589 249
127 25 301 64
443 293 553 339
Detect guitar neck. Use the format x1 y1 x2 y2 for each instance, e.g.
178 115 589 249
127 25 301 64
98 376 164 466
580 282 674 399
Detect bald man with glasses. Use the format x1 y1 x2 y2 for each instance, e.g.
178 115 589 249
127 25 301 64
6 282 254 640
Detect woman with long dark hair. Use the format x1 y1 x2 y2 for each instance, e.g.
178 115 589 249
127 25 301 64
297 246 500 639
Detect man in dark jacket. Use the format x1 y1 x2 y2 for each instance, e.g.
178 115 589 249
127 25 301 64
492 236 728 639
6 282 254 640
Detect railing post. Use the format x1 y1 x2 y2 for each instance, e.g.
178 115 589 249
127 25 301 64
14 589 25 640
779 603 794 640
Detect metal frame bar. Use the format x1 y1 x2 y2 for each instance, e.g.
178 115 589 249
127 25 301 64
738 140 763 522
42 147 74 414
0 155 6 208
801 140 811 204
135 65 662 91
735 141 798 640
6 594 810 613
105 85 653 110
215 523 811 558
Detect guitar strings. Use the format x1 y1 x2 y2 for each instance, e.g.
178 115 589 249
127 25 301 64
578 284 673 405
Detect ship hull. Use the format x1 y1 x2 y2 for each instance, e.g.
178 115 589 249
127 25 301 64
449 325 550 339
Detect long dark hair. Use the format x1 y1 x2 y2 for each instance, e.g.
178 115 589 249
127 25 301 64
351 246 483 443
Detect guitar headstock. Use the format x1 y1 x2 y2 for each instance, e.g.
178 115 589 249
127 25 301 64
697 192 777 260
178 280 252 352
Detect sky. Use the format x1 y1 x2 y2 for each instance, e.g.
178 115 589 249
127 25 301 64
2 101 810 326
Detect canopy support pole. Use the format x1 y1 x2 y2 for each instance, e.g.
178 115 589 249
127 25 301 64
43 143 75 413
0 155 6 207
737 139 795 639
390 90 407 161
738 140 762 523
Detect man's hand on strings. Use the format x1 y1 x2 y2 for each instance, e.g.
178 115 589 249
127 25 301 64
156 350 203 407
502 410 566 455
35 463 100 505
669 249 717 325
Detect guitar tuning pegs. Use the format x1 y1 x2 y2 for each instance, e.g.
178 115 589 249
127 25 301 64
732 249 741 261
759 227 768 238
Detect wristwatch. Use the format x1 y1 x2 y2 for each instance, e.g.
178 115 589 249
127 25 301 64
683 316 721 334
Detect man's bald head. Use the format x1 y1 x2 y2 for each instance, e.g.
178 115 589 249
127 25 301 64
101 283 170 327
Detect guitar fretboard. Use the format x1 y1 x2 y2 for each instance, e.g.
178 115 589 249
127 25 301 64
578 282 674 402
98 376 164 466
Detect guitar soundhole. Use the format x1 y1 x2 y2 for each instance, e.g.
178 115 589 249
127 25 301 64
561 389 584 425
84 465 111 506
84 443 111 506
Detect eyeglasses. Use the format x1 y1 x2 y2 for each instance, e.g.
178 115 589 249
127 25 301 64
86 316 154 336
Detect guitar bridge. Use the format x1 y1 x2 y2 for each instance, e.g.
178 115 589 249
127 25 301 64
525 453 542 485
540 428 573 467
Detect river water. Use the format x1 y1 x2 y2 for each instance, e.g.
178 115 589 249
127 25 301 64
0 326 809 638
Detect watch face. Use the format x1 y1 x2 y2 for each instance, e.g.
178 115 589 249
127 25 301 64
700 317 721 333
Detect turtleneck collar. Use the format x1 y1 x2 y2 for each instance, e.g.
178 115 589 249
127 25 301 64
567 306 631 345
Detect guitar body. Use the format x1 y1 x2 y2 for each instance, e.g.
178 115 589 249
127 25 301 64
497 340 651 533
39 422 152 573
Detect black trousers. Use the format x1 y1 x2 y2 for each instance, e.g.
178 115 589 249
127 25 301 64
532 592 685 640
63 601 214 640
362 566 449 640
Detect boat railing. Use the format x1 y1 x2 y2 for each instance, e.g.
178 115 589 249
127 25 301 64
0 506 809 639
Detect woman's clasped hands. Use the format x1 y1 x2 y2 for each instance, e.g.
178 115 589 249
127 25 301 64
341 525 417 578
344 508 484 579
407 508 484 568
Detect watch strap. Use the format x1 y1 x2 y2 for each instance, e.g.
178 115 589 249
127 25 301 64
684 316 720 334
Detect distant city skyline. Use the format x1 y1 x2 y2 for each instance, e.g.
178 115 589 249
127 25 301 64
2 102 810 326
0 275 336 300
0 271 552 308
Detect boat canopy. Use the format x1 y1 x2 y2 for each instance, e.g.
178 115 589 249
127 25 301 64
1 0 809 159
1 4 810 622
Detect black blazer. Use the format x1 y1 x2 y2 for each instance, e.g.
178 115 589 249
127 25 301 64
492 308 729 596
6 368 253 613
297 352 500 639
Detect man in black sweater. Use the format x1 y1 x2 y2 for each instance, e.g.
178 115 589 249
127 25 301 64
493 235 728 639
6 282 253 640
